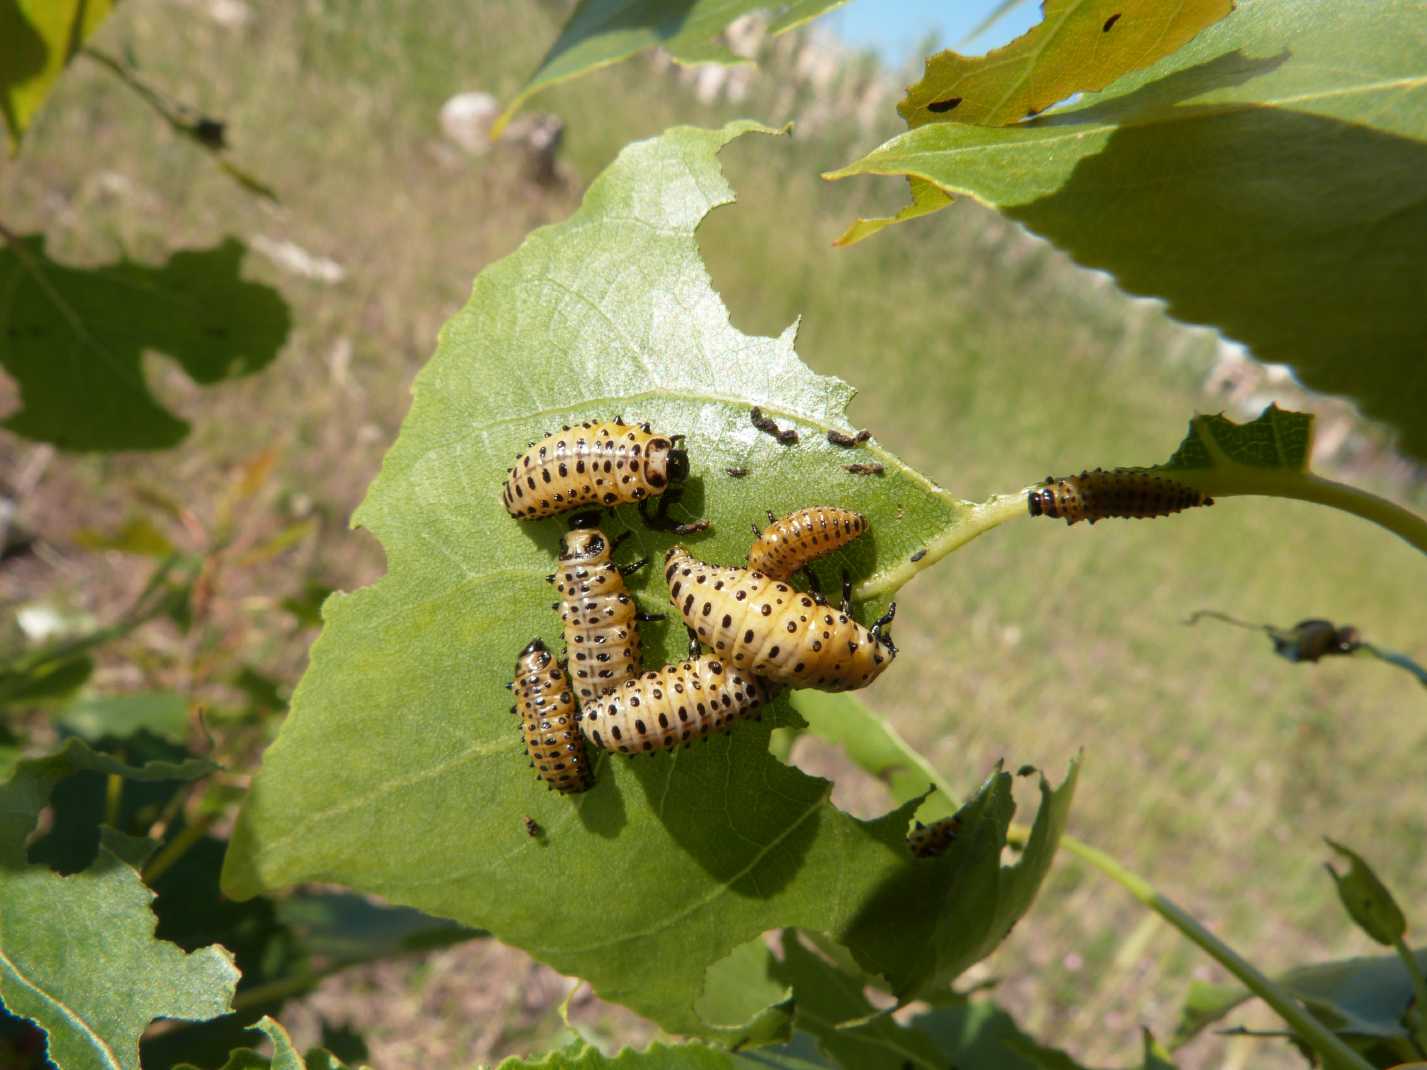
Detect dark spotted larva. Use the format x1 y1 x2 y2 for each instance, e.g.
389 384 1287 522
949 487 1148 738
1027 468 1213 525
579 656 773 755
511 638 591 794
663 546 896 692
844 463 883 476
746 506 867 581
550 519 656 706
502 418 689 521
908 815 962 858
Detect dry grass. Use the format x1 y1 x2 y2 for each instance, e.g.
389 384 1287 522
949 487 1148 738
3 2 1424 1068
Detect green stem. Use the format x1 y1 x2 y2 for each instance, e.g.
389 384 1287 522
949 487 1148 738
1394 936 1427 1052
1053 832 1375 1070
141 810 218 884
1179 470 1427 556
858 488 1032 599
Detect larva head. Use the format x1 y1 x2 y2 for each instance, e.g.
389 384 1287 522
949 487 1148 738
516 637 551 672
643 435 689 491
560 527 611 564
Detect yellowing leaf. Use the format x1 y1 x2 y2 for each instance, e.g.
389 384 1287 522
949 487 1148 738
899 0 1235 127
0 0 115 149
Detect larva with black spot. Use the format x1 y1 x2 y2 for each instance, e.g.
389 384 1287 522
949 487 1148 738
1027 468 1213 525
747 506 867 581
663 546 896 692
502 418 689 521
510 638 591 794
579 656 774 755
550 518 659 706
907 815 962 858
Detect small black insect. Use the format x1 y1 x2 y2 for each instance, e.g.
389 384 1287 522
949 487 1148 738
826 429 871 448
673 518 712 535
523 816 543 837
844 463 884 476
726 466 749 478
909 548 927 563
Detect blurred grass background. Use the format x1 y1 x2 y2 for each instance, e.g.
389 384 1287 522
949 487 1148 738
2 1 1424 1067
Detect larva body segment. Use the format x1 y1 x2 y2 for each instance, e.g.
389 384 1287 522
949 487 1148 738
1027 468 1213 525
579 657 773 754
511 639 591 794
907 815 962 858
663 546 895 692
747 506 867 580
552 525 642 705
502 419 689 521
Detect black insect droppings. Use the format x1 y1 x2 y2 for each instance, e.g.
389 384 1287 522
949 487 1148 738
927 97 962 113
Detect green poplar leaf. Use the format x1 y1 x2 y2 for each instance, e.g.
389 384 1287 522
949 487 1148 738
0 235 291 452
0 0 115 149
829 1 1427 463
771 934 946 1069
1175 948 1427 1046
0 739 233 1070
493 0 851 136
220 120 1054 1040
59 690 190 744
1322 838 1407 947
788 690 1079 996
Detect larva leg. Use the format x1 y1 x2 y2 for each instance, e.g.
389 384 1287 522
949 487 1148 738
612 530 632 550
802 567 825 603
870 602 898 655
685 625 702 658
618 557 649 577
635 611 664 622
766 510 777 525
840 570 853 615
750 522 762 537
570 510 602 530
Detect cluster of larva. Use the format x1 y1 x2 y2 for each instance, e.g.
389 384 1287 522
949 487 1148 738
500 417 898 829
662 500 895 693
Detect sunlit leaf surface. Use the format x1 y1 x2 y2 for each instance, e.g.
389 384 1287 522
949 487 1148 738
222 121 1065 1040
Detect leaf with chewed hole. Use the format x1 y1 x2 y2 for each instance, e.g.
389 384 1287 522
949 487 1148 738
0 739 233 1070
0 0 115 149
493 0 851 137
221 121 1061 1042
829 3 1427 469
900 0 1234 129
